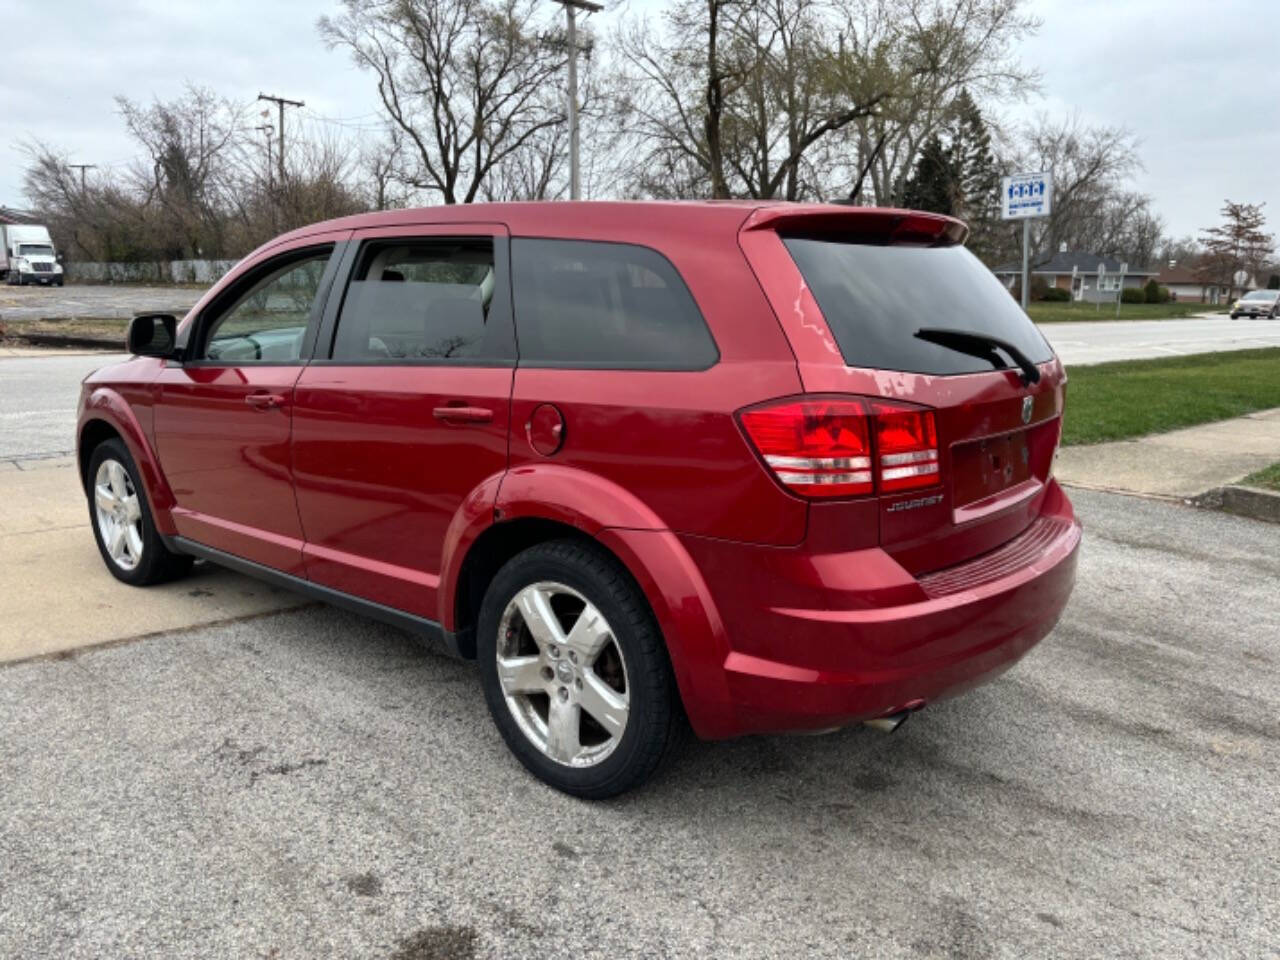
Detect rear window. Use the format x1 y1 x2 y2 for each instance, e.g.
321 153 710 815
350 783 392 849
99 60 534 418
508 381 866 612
783 238 1053 376
512 238 718 369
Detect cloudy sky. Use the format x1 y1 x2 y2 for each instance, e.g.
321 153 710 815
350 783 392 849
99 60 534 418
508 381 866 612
1 0 1276 241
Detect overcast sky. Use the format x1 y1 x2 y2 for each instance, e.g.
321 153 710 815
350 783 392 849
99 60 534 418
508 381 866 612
1 0 1276 241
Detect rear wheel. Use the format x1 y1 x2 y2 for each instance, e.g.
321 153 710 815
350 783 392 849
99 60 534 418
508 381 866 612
87 438 192 586
477 539 683 799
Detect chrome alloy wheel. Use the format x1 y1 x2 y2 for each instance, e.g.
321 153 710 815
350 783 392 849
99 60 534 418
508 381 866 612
496 581 630 768
93 459 144 571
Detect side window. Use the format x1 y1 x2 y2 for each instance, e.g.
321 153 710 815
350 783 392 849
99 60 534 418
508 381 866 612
330 239 504 362
511 238 718 370
202 249 332 362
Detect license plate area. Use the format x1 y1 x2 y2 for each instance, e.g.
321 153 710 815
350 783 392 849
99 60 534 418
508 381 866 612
952 430 1032 507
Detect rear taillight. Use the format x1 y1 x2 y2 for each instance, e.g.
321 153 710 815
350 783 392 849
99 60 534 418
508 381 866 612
871 400 939 492
738 399 873 497
739 396 940 499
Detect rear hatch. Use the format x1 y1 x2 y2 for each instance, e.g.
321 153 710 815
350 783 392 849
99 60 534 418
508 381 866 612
739 208 1065 575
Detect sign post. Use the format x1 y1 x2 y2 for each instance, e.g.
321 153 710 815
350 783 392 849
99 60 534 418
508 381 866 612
1116 262 1128 318
1001 171 1053 311
1096 263 1105 312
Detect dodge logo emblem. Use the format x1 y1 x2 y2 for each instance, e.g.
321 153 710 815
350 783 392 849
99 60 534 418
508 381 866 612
1021 396 1034 424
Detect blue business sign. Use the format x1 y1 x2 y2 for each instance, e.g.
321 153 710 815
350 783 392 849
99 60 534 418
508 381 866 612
1001 172 1053 220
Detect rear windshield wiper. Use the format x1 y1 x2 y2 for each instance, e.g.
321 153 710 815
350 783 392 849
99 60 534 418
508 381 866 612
914 327 1042 385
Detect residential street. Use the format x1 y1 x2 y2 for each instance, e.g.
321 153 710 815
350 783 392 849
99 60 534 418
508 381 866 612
1 488 1276 958
1038 315 1280 365
0 352 127 461
2 285 1280 367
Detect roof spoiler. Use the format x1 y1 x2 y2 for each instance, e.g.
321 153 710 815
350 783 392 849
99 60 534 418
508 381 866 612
740 204 968 247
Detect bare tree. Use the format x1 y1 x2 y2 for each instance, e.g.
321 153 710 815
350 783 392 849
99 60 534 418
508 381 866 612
994 115 1148 267
319 0 567 204
843 0 1040 205
1199 201 1275 301
614 0 895 200
116 84 245 259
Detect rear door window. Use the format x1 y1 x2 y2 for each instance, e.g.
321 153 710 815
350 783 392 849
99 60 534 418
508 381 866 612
511 238 718 369
782 238 1053 376
329 238 511 362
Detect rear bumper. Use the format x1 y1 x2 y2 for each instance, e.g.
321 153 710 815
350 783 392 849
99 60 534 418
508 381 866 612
658 481 1080 738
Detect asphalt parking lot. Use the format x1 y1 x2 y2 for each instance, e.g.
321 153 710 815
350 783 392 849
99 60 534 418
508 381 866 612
2 348 1278 958
0 283 203 322
2 490 1278 958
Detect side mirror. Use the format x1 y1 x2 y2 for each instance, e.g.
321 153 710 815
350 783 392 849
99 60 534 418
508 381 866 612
126 314 178 358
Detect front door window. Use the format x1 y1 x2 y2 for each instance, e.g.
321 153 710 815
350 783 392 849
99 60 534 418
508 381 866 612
203 254 330 363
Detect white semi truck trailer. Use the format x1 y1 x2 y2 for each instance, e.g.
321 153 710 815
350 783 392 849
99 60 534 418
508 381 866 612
0 224 64 286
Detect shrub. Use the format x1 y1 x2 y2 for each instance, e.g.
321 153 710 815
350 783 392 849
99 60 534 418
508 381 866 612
1158 285 1171 303
1121 287 1146 304
1144 278 1161 303
1042 287 1071 301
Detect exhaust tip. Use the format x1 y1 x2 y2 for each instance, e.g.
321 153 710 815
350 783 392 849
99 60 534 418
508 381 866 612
863 710 911 734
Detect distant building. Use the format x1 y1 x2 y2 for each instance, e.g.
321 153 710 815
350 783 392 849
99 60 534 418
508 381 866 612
992 249 1156 303
0 206 37 226
1153 261 1237 305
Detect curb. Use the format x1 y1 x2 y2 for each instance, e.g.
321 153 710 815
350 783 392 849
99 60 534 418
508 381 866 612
1192 485 1280 524
8 332 123 350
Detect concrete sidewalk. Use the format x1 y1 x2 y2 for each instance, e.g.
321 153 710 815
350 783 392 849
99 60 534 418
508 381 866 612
0 455 308 664
1055 407 1280 498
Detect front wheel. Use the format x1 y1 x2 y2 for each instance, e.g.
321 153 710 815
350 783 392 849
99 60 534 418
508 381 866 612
477 539 683 799
87 438 193 585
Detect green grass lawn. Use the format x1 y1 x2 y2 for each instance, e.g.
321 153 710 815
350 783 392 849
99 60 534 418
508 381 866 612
1061 348 1280 446
1242 462 1280 491
1029 302 1217 324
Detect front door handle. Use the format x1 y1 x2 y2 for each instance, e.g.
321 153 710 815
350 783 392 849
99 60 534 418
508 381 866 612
245 391 287 410
432 404 494 424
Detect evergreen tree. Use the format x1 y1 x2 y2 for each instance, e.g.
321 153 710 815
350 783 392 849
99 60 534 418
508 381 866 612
947 89 1000 261
899 134 956 215
897 89 1002 262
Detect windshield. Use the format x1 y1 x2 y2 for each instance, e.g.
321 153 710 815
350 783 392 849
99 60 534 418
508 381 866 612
1242 291 1276 301
17 244 54 257
782 238 1053 376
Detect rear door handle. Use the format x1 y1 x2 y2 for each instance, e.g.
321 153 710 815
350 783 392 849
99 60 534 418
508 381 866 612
245 392 287 410
432 405 494 424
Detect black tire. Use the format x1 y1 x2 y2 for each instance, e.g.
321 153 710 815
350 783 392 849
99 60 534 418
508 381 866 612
86 437 193 586
56 278 65 287
477 539 684 799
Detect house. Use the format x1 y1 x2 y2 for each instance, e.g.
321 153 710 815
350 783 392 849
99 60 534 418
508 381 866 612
1153 261 1236 305
992 249 1157 303
0 206 37 226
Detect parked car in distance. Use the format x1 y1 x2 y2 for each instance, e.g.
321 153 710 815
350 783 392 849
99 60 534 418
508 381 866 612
1230 289 1280 319
76 201 1081 798
0 223 63 286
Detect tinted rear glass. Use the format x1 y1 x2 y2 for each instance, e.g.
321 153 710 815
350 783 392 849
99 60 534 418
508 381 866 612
783 239 1053 375
512 238 718 369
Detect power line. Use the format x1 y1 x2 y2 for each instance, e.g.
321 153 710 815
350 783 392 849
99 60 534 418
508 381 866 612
257 92 305 184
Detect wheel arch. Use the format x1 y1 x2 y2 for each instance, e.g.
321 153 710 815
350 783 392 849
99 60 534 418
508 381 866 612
443 464 735 738
77 389 177 535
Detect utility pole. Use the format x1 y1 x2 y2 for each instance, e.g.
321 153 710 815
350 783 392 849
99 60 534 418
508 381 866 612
257 93 304 185
68 164 97 193
550 0 601 200
255 123 275 191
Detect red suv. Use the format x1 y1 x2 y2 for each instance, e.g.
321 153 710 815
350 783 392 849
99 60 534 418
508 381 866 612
77 202 1080 797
